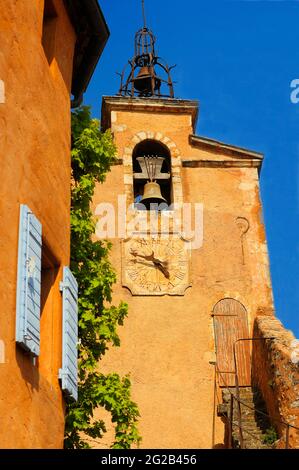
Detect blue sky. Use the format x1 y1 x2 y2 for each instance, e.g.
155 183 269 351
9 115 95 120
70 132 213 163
84 0 299 337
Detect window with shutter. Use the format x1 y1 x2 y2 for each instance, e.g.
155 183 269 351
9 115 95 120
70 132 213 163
16 204 42 356
59 266 78 401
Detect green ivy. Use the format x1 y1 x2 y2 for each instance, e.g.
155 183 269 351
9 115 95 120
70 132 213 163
262 426 278 446
65 106 141 449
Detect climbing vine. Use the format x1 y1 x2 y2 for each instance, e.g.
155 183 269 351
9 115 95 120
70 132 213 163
65 106 141 449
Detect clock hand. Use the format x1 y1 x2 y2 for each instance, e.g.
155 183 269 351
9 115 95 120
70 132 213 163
130 249 151 261
131 259 155 269
131 250 156 262
130 250 168 266
154 261 170 279
130 250 170 278
147 251 169 266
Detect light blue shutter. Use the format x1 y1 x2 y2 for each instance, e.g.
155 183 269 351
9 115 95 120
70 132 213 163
16 204 42 356
59 266 78 401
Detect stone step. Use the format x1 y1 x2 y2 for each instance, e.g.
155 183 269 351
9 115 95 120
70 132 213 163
243 437 265 443
238 415 257 421
233 413 257 421
235 407 268 419
243 436 270 442
239 417 269 427
241 425 264 432
233 419 260 427
232 434 273 448
242 430 264 437
234 440 271 450
239 399 261 406
235 395 254 400
234 427 263 436
222 386 274 449
235 399 257 407
234 410 255 416
240 422 264 428
239 394 261 401
244 443 271 450
238 437 270 447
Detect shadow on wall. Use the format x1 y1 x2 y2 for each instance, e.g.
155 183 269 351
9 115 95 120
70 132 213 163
16 346 40 392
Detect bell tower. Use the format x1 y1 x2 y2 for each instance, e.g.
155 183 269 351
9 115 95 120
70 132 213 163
93 1 274 449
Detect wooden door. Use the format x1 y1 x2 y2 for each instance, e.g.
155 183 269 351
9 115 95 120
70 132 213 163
213 298 251 387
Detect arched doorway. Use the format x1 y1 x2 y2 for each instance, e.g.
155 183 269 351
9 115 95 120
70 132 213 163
213 298 251 386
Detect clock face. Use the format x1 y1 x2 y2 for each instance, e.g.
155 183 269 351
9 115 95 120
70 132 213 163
122 237 191 296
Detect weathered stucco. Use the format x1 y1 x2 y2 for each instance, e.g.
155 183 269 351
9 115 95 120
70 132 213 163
252 316 299 448
0 0 76 448
91 97 274 448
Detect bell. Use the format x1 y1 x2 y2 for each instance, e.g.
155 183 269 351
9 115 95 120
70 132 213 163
134 66 152 93
134 66 161 94
138 181 167 210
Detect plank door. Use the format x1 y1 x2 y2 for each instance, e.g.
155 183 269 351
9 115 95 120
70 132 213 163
213 298 251 386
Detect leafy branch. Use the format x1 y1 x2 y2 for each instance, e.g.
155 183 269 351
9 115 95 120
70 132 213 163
65 106 141 449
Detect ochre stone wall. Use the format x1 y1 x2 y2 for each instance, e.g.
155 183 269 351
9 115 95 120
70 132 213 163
252 316 299 448
91 97 274 448
0 0 76 448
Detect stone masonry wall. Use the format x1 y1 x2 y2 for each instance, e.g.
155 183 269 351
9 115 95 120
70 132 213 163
252 316 299 448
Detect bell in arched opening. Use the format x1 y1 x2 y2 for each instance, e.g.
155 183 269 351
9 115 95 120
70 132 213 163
133 141 172 209
134 155 170 210
139 181 167 210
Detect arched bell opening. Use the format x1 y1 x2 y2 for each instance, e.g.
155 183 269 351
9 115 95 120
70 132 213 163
132 139 172 209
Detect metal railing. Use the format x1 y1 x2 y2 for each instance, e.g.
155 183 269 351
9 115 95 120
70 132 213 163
214 336 299 449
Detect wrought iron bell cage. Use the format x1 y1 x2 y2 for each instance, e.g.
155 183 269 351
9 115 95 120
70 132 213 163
135 27 156 59
118 5 175 99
